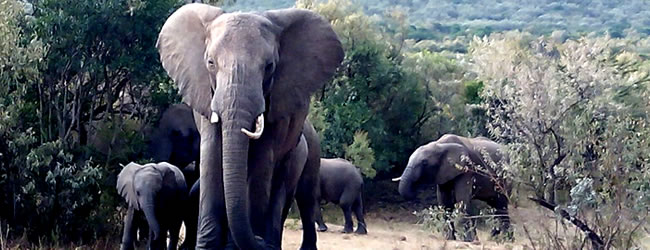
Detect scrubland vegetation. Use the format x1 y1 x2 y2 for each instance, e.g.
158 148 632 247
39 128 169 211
1 0 649 249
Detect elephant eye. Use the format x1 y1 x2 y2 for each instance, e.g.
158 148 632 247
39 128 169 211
264 62 275 75
207 58 216 70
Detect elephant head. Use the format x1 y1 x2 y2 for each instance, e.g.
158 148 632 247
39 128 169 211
148 103 200 169
396 143 468 200
156 3 343 248
117 162 187 241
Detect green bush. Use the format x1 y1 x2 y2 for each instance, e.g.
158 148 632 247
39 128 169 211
0 0 182 244
344 131 376 179
473 32 650 248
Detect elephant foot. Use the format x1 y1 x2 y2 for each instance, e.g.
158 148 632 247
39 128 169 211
461 229 477 242
317 225 328 232
223 236 276 250
340 226 353 234
354 224 367 235
179 242 196 250
444 233 456 241
490 227 514 242
299 246 318 250
490 227 501 237
224 239 238 250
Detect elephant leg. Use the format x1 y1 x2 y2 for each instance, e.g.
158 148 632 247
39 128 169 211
248 137 275 239
437 183 456 241
148 226 166 250
196 118 227 249
265 135 307 248
453 174 476 242
168 219 182 250
180 180 200 250
314 202 328 232
266 181 289 249
487 193 512 240
338 204 354 234
120 207 136 250
136 213 149 245
296 189 317 250
294 145 319 249
352 193 367 234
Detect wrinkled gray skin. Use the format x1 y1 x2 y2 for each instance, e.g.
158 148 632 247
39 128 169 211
157 3 342 249
397 134 510 242
179 121 320 250
117 162 188 250
148 103 201 186
314 158 367 234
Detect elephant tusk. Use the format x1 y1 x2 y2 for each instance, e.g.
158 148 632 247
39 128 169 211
241 114 264 139
210 112 220 124
392 177 401 182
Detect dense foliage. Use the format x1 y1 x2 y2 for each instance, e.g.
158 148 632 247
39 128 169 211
472 32 650 249
0 0 181 244
304 0 476 176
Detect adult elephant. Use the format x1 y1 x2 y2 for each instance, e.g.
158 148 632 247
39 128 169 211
394 134 510 241
157 3 343 249
181 120 322 250
148 103 201 186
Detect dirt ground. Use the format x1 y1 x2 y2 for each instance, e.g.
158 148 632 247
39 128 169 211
280 217 519 250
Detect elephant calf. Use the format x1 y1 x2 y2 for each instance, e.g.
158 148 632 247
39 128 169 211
117 162 188 250
315 158 367 234
395 134 510 242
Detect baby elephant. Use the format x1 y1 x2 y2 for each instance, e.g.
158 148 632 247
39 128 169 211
117 162 188 250
315 158 367 234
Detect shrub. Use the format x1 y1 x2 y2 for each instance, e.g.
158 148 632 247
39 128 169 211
472 31 650 249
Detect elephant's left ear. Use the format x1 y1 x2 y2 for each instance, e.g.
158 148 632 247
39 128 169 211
263 9 344 122
116 162 142 210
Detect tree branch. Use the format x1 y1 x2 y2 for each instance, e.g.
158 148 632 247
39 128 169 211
528 197 604 250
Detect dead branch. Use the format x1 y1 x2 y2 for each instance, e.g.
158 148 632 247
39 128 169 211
528 197 604 250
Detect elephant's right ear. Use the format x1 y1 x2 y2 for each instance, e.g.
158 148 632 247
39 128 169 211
116 162 143 210
157 4 224 118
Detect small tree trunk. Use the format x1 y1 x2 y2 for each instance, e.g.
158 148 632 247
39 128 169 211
529 197 603 250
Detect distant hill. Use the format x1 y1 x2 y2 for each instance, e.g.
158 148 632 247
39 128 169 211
225 0 650 39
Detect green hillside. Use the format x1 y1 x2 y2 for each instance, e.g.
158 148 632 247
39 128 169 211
227 0 650 39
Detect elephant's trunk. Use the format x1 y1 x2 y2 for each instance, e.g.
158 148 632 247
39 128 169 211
398 167 417 200
221 109 261 250
142 204 161 241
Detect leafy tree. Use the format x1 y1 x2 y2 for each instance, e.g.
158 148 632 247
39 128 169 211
0 0 184 244
302 0 432 175
344 131 376 179
31 0 180 160
308 97 330 141
472 31 650 249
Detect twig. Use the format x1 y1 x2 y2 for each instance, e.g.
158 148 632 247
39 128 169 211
463 214 510 219
625 212 648 248
529 197 604 250
522 223 537 250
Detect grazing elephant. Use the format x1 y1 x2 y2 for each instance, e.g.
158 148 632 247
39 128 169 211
394 134 510 242
157 4 343 248
117 162 188 250
314 158 367 234
148 103 201 186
